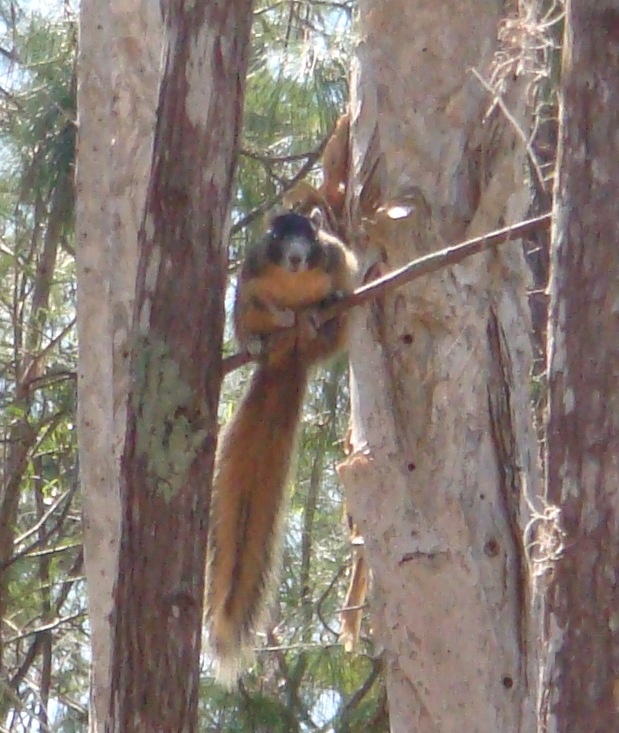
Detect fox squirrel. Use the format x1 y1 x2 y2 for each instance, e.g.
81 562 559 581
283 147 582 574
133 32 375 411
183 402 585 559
206 212 356 683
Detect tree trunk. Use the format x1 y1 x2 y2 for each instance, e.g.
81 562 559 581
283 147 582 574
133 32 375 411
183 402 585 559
540 3 619 731
106 1 253 731
338 2 541 731
76 0 162 729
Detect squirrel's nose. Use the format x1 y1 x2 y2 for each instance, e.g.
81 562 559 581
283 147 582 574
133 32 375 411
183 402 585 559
288 254 302 268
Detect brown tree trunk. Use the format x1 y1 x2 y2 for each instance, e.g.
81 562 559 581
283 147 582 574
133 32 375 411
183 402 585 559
338 1 541 730
107 2 253 731
541 3 619 731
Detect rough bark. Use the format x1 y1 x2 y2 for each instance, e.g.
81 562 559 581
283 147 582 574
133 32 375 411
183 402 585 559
107 1 253 731
540 3 619 731
76 1 162 729
338 2 541 731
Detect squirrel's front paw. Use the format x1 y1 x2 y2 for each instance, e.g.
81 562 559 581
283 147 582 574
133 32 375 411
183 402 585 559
268 304 295 329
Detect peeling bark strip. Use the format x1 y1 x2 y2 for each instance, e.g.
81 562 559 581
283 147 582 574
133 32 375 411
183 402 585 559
542 4 619 732
108 2 254 731
486 308 528 693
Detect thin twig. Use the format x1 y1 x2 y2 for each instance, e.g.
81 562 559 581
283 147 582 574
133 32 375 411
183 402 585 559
6 611 86 644
341 212 551 311
222 212 552 375
470 67 546 191
230 127 334 236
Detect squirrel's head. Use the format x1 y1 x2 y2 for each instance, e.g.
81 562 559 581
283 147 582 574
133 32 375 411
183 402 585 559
265 213 323 273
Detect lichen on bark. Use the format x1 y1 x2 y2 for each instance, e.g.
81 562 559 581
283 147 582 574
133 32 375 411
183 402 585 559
131 336 208 501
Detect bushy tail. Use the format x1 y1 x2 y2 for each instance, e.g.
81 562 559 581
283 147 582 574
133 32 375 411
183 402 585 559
205 357 308 683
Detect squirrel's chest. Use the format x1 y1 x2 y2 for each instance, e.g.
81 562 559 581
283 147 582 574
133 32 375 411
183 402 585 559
251 265 334 309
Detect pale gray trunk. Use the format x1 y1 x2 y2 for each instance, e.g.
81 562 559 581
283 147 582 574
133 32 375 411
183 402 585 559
76 1 162 729
339 2 541 731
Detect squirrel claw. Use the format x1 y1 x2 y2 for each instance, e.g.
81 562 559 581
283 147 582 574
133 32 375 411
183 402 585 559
245 337 265 357
297 309 320 342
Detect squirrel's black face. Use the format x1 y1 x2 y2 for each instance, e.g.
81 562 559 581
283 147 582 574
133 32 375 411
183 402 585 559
265 213 322 272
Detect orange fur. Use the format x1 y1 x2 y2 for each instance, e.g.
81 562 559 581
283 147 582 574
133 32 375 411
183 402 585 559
319 112 350 215
234 264 336 346
206 357 307 682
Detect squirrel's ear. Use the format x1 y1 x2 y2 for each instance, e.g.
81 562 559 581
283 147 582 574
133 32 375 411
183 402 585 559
308 207 324 232
263 205 287 232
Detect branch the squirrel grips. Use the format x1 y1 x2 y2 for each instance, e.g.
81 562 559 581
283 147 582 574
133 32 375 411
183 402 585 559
222 212 552 375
